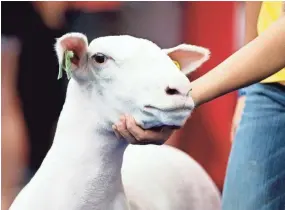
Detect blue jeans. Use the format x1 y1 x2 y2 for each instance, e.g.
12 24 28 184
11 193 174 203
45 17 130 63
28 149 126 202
222 83 285 210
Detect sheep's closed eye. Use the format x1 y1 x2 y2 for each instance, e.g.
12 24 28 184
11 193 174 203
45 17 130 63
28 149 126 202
92 53 107 64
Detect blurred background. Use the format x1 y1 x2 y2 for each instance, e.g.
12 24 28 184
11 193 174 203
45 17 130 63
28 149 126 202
2 1 245 208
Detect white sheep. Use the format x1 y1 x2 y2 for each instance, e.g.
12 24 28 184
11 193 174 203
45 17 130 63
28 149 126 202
9 33 221 210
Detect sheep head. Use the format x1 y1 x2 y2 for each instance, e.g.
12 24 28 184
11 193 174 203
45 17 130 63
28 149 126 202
55 33 210 130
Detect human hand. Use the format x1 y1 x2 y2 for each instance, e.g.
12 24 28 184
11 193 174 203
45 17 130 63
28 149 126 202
231 96 246 142
112 115 175 145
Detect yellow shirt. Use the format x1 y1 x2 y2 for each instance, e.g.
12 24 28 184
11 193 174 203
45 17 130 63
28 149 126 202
258 1 285 83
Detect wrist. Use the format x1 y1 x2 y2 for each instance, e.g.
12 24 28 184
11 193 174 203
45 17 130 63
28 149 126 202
190 87 203 108
190 79 206 107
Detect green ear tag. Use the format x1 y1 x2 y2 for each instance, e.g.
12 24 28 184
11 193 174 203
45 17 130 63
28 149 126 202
58 50 74 80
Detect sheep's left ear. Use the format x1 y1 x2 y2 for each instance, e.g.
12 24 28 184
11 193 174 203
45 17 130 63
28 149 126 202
55 32 88 70
163 44 210 75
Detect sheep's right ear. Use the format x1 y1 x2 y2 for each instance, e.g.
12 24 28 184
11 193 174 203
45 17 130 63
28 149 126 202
163 44 210 75
55 33 88 70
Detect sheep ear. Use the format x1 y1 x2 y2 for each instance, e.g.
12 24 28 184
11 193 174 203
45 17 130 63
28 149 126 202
54 33 88 70
163 44 210 75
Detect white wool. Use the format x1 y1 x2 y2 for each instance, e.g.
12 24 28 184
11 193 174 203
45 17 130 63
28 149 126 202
10 33 220 210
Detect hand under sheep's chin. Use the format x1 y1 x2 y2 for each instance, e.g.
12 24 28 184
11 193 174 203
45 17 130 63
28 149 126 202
112 103 193 145
113 114 183 145
113 102 194 144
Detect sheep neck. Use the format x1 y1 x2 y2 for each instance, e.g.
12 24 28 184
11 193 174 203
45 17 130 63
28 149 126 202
47 81 130 209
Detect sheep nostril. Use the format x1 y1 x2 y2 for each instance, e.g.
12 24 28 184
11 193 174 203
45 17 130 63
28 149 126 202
165 87 180 95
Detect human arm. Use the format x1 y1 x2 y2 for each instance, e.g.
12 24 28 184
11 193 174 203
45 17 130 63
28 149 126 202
191 16 285 106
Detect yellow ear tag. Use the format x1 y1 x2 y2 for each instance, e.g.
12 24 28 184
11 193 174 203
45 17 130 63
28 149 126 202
173 60 181 70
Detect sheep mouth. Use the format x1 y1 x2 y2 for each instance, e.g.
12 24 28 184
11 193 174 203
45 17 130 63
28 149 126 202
142 105 191 129
144 105 191 112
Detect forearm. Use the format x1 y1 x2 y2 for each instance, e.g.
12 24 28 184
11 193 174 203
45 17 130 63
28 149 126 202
191 17 285 106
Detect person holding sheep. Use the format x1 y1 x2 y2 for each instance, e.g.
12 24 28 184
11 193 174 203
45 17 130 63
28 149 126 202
114 14 285 210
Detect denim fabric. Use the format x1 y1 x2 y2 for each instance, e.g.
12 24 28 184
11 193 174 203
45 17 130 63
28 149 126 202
222 83 285 210
238 87 248 97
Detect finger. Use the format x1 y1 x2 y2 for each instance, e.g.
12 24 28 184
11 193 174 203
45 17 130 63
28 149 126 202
125 115 174 144
116 116 137 144
125 115 147 141
124 115 163 145
112 125 122 139
144 126 173 142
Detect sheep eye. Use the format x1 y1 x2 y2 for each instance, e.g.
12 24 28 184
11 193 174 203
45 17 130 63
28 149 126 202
92 53 107 64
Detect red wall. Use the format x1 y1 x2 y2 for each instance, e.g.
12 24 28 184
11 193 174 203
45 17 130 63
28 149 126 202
167 2 238 191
